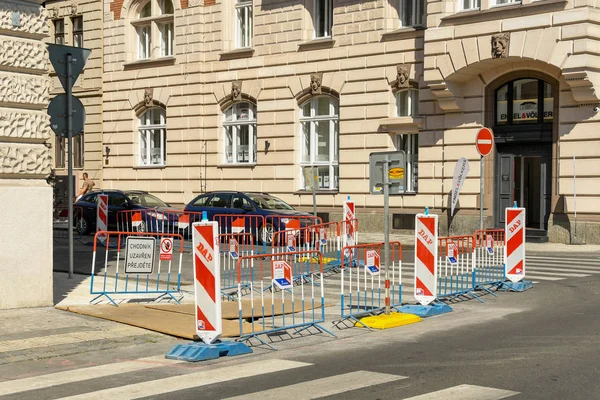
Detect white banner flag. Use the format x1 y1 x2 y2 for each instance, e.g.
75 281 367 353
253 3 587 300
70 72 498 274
451 157 470 217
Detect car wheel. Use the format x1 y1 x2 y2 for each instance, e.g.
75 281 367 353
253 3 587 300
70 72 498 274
259 224 275 245
76 216 90 235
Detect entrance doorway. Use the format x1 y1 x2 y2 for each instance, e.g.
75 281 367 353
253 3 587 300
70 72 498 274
491 76 555 232
495 150 551 230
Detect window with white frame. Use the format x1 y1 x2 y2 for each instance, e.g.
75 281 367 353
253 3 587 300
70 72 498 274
138 108 166 166
300 96 339 190
396 88 419 117
223 102 257 164
461 0 480 10
133 0 174 60
235 0 253 48
395 134 419 193
54 19 65 45
314 0 333 38
399 0 425 27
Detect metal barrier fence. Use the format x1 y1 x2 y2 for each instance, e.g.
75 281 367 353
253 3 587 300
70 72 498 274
437 235 479 301
53 205 83 240
473 229 506 292
219 232 256 300
89 231 184 306
272 221 343 273
213 214 265 246
264 215 322 246
234 250 335 348
334 242 403 329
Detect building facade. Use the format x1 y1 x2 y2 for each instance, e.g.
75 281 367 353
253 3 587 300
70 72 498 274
89 0 600 242
0 0 53 308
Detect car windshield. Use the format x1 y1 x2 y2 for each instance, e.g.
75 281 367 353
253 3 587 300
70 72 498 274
248 194 294 210
126 192 169 208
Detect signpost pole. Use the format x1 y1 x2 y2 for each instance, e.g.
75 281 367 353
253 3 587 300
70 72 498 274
66 53 74 280
479 156 484 230
383 159 390 316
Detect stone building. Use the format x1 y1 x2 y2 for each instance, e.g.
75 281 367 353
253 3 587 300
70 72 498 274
0 0 53 308
80 0 600 242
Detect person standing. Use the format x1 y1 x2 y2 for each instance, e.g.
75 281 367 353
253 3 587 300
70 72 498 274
74 172 94 202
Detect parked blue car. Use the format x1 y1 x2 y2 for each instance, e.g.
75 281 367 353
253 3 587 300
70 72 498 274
184 191 316 244
73 190 176 235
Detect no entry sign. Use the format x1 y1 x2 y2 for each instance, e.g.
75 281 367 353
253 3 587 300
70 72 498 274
476 127 494 157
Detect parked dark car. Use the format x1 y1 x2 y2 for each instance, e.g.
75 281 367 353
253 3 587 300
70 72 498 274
73 190 176 235
184 191 316 244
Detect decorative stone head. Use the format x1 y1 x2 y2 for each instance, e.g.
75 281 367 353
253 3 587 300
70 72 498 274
231 80 242 101
69 4 78 15
143 88 153 107
50 8 59 18
394 64 411 90
310 73 323 95
491 33 510 59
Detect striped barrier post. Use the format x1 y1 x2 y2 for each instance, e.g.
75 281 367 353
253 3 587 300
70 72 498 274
343 197 358 248
166 215 252 361
97 194 108 245
473 229 506 293
235 250 336 349
89 231 184 306
503 206 533 291
333 242 403 329
400 211 452 317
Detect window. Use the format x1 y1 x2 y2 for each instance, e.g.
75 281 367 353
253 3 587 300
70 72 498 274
207 194 232 208
396 134 419 193
108 193 129 207
138 108 166 166
232 195 252 210
55 136 65 168
235 0 253 48
300 96 339 190
495 0 520 4
396 88 419 117
314 0 333 38
461 0 480 10
192 195 210 207
81 193 97 203
54 19 65 44
223 102 257 164
133 0 174 60
74 134 84 168
72 16 83 47
399 0 424 27
495 79 554 125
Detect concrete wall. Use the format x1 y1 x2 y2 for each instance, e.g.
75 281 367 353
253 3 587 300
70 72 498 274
0 0 53 308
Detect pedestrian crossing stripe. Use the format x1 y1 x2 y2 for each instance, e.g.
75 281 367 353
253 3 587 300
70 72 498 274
402 384 519 399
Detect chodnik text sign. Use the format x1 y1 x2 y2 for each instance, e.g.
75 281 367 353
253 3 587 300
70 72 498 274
124 236 155 274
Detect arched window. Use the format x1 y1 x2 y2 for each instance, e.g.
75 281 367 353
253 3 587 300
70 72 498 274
300 96 339 190
133 0 174 60
495 78 554 126
396 87 419 117
223 102 257 164
138 108 166 166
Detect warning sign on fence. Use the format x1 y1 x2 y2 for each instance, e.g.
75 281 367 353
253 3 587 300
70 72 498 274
366 249 380 276
160 237 173 261
125 236 155 275
272 260 293 289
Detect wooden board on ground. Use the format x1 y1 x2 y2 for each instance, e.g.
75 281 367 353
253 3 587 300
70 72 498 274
145 297 324 320
55 304 257 339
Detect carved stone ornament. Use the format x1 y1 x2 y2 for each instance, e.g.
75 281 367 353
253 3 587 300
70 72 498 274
231 80 242 101
69 4 78 15
491 33 510 59
393 64 411 90
143 88 153 107
50 8 59 18
310 72 323 95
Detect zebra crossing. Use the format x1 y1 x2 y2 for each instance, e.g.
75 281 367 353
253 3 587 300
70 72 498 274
0 355 521 399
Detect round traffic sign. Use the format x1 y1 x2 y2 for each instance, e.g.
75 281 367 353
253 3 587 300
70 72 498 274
476 127 494 157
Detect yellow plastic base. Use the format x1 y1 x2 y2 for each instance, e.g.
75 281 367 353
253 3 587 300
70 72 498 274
356 312 421 329
298 256 337 264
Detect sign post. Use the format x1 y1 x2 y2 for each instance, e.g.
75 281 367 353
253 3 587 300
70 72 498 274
47 44 91 279
476 128 494 230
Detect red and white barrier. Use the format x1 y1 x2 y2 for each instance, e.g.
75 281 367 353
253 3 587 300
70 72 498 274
414 213 438 305
97 194 108 244
343 198 357 247
505 207 526 282
192 219 221 345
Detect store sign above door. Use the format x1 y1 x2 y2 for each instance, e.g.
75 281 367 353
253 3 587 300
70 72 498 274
368 151 406 195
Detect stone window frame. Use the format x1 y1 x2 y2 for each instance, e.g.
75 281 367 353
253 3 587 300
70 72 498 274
219 1 256 60
395 85 420 117
137 107 167 168
222 102 258 165
54 134 84 170
235 0 253 49
298 95 340 192
297 0 336 51
128 0 176 63
313 0 333 39
398 0 426 28
72 15 83 47
53 18 65 44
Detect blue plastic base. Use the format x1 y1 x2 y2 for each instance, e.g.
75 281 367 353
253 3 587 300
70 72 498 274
399 302 453 317
500 280 533 292
165 340 252 362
